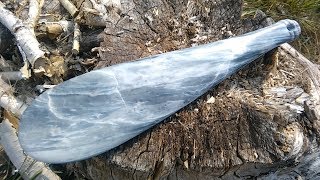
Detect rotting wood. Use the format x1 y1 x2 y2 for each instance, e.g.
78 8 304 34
80 29 104 52
259 11 320 102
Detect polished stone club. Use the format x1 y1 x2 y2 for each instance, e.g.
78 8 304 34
19 19 301 163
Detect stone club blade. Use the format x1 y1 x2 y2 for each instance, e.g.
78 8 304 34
18 19 300 163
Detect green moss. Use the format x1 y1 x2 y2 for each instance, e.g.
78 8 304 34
243 0 320 63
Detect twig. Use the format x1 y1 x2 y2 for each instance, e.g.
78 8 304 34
0 71 23 81
0 2 45 67
0 119 61 180
72 22 81 55
58 0 79 17
0 78 27 118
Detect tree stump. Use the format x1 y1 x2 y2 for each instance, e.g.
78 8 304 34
65 0 320 179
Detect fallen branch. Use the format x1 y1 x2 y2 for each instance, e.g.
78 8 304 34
58 0 79 17
0 2 46 68
0 119 61 180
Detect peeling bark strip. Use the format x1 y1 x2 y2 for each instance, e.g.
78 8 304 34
0 119 61 180
0 2 45 67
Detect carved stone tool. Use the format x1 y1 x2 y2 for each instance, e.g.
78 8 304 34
19 19 301 163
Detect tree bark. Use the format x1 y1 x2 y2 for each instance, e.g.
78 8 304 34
65 0 320 179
